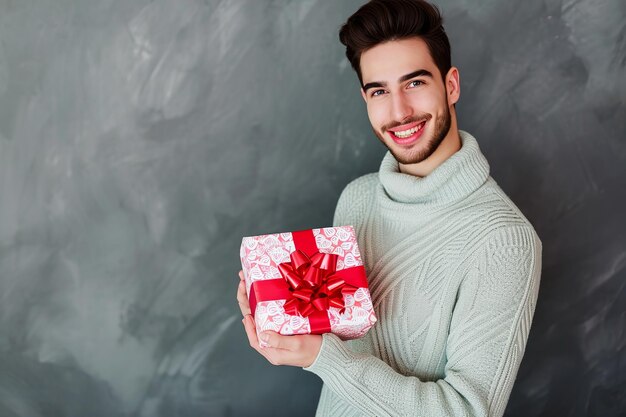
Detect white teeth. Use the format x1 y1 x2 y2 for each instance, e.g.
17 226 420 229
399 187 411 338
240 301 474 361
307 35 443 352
393 122 424 138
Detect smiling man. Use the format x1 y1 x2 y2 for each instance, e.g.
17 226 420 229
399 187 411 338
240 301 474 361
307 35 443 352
237 1 542 416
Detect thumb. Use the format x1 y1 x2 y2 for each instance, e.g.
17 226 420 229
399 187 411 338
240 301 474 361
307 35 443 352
260 331 297 350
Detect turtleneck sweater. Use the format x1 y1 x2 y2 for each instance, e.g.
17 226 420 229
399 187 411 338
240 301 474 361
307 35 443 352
304 131 542 417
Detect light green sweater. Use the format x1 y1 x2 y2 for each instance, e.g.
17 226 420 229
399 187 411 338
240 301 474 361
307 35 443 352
304 131 542 417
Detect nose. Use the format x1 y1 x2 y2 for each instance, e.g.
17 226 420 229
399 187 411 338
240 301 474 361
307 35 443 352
391 93 413 123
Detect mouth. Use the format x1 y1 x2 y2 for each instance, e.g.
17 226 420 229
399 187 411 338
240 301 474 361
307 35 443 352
387 120 427 145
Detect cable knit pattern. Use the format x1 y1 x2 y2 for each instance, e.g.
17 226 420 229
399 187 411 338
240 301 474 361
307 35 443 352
304 131 542 417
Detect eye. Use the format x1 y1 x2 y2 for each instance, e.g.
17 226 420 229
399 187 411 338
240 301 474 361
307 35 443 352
371 89 385 97
408 80 424 88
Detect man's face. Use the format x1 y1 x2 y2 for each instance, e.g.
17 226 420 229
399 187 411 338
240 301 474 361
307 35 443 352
359 37 457 165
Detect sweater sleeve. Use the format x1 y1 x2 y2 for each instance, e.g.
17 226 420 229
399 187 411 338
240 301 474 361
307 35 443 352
304 225 542 417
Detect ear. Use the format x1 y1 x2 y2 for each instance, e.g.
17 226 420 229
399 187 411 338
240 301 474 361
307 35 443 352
445 67 460 106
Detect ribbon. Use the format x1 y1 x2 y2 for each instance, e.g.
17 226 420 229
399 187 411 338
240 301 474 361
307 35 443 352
248 229 368 334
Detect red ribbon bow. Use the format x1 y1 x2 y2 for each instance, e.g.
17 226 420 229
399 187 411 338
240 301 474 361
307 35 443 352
279 249 357 318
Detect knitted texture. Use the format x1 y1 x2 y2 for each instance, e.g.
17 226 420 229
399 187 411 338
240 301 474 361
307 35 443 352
304 131 542 417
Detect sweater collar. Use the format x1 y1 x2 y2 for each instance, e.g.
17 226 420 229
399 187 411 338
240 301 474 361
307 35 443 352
378 130 490 205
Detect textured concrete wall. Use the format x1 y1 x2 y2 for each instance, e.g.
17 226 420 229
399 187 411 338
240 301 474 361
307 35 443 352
0 0 623 416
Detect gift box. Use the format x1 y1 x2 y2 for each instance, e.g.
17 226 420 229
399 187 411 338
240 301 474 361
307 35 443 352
240 226 377 340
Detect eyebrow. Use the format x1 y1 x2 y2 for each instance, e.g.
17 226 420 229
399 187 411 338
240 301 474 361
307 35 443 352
362 69 434 92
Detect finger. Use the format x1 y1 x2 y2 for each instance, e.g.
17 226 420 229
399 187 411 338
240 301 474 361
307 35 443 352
259 330 301 351
237 281 251 316
239 270 244 281
242 315 272 354
242 316 288 365
237 279 247 298
242 315 259 347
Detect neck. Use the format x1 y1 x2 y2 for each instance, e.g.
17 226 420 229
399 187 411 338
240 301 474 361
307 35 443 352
399 112 461 177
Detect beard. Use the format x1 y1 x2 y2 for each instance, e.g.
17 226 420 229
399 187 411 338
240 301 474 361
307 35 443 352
373 105 452 165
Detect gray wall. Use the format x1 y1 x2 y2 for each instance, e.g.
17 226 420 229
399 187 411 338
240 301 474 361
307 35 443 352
0 0 624 416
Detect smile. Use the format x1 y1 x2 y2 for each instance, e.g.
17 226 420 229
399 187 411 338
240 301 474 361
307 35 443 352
394 125 420 138
388 120 427 145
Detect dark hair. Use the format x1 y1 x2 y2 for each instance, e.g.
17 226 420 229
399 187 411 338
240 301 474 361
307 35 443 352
339 0 451 87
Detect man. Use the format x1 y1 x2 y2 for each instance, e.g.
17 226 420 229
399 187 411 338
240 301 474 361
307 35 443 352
237 0 542 416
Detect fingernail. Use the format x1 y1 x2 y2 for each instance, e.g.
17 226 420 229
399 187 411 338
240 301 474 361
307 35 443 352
259 336 269 348
260 332 269 342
